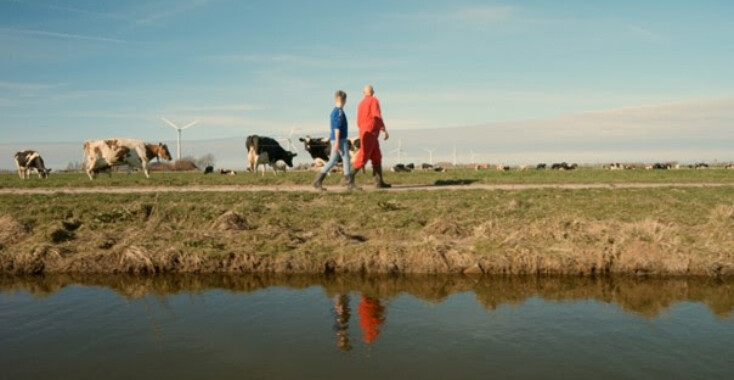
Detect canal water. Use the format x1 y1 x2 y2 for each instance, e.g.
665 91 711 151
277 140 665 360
1 275 732 380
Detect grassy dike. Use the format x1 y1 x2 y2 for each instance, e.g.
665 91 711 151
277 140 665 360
1 187 733 276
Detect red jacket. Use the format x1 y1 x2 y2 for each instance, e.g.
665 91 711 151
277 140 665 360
357 95 385 133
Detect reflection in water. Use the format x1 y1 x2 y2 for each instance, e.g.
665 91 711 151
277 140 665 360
357 296 385 344
2 274 733 380
2 274 732 319
333 294 352 351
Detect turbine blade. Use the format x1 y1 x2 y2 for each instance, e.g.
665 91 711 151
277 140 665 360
180 120 199 130
160 117 179 129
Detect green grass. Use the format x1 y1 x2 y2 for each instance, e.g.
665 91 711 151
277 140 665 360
1 167 733 188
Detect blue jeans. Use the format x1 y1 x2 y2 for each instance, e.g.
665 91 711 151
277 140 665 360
320 139 351 176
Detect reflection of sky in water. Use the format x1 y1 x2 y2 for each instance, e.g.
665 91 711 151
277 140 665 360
1 278 733 380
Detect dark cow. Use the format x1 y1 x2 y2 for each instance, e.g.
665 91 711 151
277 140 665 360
246 135 297 176
536 163 547 170
392 163 412 173
14 150 50 179
299 136 360 167
421 163 434 170
551 162 577 170
299 136 331 165
219 169 237 175
204 166 214 174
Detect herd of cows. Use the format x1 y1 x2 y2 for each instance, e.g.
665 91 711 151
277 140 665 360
11 135 734 180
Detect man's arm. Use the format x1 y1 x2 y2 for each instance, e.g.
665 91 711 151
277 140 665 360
373 99 389 140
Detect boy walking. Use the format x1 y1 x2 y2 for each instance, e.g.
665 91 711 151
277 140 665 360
313 90 357 190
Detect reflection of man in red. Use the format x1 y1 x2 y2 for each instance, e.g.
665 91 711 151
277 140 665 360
357 295 385 344
352 84 391 188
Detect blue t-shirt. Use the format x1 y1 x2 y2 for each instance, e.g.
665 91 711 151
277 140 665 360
330 107 348 141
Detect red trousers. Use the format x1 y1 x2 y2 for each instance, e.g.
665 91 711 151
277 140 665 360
353 130 382 169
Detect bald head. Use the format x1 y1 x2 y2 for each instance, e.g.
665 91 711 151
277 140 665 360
363 84 374 96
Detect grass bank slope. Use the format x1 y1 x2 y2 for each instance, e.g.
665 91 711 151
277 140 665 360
0 188 732 276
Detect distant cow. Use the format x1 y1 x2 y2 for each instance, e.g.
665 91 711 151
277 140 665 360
496 164 510 171
551 162 577 170
246 135 297 176
204 166 214 174
83 139 171 180
14 150 50 179
536 163 547 170
219 169 237 175
392 163 412 173
421 163 434 170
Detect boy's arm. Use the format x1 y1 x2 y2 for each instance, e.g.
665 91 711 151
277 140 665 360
331 109 341 151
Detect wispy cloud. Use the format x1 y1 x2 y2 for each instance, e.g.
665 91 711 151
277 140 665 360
0 27 127 44
627 25 663 43
11 0 129 21
0 80 63 92
208 53 329 66
173 104 266 112
388 5 518 23
129 0 218 27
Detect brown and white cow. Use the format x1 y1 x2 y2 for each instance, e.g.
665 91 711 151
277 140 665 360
14 150 50 179
83 138 171 180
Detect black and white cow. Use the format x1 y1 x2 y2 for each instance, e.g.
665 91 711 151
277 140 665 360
299 136 360 167
246 135 297 176
14 150 50 179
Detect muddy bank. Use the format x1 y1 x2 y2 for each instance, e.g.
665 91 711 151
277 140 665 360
2 274 733 318
0 189 733 276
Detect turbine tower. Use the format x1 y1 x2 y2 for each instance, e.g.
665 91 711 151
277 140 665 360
424 148 435 164
160 117 199 161
390 139 406 164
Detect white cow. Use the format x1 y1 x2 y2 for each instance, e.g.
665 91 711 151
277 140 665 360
83 138 172 180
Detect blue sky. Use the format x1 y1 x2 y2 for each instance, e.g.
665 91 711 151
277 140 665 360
0 0 733 166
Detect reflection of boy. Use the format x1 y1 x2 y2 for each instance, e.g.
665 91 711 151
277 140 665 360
358 296 385 344
333 294 352 351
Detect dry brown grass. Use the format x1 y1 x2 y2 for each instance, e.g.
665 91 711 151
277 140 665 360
0 188 733 276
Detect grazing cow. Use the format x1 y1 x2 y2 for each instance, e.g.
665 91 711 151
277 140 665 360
83 139 171 180
246 135 297 176
299 136 361 168
421 163 434 170
607 163 626 170
392 163 412 173
14 150 51 179
694 162 709 169
204 166 214 174
219 169 237 175
551 162 577 170
496 164 510 171
536 163 547 170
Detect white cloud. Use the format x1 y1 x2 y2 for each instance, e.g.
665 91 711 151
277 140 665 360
0 80 63 92
0 27 127 44
388 5 518 23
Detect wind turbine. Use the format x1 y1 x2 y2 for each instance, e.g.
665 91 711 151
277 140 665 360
278 127 299 152
424 148 435 164
452 141 457 166
160 117 199 161
390 139 407 164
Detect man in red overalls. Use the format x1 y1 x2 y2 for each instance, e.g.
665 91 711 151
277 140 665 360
352 84 391 188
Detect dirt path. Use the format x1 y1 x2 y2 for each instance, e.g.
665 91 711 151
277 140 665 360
0 182 732 195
